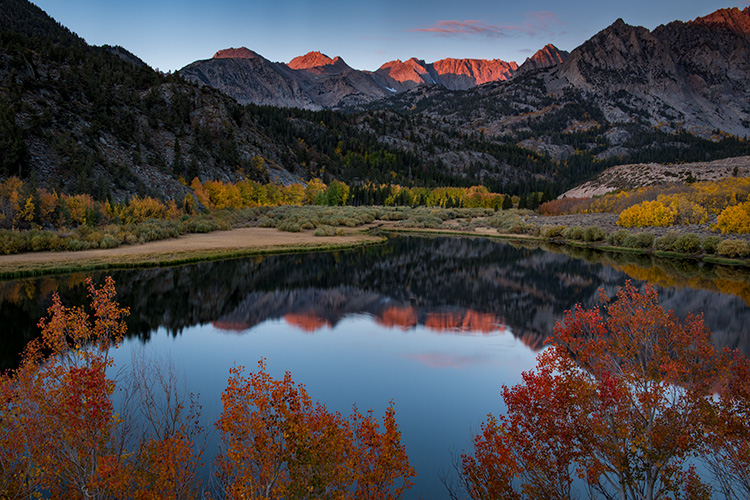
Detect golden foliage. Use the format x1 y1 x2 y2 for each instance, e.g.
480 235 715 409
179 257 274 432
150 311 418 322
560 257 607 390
715 201 750 234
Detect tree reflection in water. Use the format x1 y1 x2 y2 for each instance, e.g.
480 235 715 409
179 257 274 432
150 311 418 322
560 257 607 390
1 234 749 369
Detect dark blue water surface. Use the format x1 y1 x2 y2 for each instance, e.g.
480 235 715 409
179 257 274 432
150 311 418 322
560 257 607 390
2 234 750 499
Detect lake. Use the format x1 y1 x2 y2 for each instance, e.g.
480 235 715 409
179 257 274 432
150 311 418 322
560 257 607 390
2 234 750 499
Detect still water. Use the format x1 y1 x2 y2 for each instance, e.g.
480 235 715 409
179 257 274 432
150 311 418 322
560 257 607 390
2 234 750 498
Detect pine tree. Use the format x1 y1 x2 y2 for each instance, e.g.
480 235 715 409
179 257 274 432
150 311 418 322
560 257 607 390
518 193 528 210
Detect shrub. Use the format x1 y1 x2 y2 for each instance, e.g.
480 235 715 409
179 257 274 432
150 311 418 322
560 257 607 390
277 221 301 233
99 234 120 249
623 232 654 249
314 225 337 237
716 239 750 259
124 233 138 245
562 226 586 241
673 233 701 254
607 230 630 246
66 238 86 251
654 231 680 252
0 231 27 254
582 226 606 242
258 216 275 228
541 225 567 239
702 235 722 255
30 231 55 252
509 223 540 236
397 214 443 229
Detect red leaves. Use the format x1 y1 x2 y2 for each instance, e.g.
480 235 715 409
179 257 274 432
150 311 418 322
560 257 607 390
458 281 735 500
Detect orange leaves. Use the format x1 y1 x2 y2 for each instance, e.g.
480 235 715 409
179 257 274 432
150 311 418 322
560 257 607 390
2 280 414 498
29 276 128 365
0 277 208 500
215 359 415 500
1 277 129 498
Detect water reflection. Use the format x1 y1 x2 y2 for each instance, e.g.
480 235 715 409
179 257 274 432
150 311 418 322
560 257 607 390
212 287 508 336
2 235 750 369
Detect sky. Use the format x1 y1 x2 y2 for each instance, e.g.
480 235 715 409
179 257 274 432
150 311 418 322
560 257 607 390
31 0 748 73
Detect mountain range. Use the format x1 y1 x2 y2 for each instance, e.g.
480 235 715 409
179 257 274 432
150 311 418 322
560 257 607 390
179 45 567 110
1 0 750 202
179 7 750 139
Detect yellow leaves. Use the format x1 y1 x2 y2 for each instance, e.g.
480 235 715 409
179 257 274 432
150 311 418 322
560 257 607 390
715 201 750 234
124 195 171 224
617 195 709 228
618 200 677 227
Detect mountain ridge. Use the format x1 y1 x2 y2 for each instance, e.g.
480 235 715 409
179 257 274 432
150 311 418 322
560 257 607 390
179 45 568 108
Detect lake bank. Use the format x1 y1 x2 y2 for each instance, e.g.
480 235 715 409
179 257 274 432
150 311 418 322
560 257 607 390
2 206 750 279
0 227 386 278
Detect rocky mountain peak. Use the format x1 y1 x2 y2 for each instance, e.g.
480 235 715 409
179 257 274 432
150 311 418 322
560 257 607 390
213 47 260 59
518 43 569 73
690 6 750 35
288 51 334 69
376 58 431 84
432 58 518 84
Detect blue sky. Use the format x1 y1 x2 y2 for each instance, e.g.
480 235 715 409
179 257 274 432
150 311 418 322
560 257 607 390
31 0 747 72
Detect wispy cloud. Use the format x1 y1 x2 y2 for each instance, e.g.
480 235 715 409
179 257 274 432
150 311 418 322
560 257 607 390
409 10 563 39
409 20 507 38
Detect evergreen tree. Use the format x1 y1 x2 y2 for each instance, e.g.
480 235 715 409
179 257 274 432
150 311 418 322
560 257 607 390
518 193 528 210
528 192 540 210
0 103 29 177
172 138 183 177
502 194 513 210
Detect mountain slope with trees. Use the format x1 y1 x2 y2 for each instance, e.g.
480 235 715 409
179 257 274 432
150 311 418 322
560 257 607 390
1 0 750 206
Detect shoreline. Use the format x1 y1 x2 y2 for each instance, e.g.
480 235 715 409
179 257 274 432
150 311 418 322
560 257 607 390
383 226 750 268
0 227 386 279
2 214 750 279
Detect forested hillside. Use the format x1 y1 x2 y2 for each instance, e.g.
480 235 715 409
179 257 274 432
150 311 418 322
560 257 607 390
2 0 750 204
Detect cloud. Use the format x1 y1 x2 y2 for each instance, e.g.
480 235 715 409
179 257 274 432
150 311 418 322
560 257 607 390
409 10 563 39
409 20 507 38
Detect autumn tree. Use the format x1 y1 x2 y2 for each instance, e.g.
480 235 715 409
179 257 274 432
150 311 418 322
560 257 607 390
215 359 415 499
453 282 731 500
1 276 129 498
0 277 205 499
705 352 750 500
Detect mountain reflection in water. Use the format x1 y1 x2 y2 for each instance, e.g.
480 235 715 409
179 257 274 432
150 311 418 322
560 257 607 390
1 234 750 368
212 287 509 337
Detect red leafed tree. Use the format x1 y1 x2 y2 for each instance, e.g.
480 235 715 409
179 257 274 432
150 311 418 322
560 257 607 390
455 281 730 500
706 351 750 500
215 359 415 500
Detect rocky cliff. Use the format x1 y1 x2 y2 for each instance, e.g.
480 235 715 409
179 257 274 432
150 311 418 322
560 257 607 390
373 56 519 92
516 44 569 74
549 7 750 136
